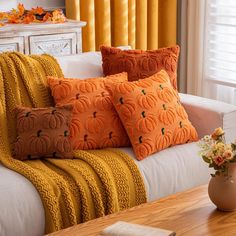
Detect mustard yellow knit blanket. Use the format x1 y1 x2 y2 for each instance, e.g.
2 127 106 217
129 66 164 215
0 52 147 234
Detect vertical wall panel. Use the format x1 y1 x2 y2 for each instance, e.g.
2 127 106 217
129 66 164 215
147 0 158 49
95 0 111 50
136 0 147 50
80 0 96 51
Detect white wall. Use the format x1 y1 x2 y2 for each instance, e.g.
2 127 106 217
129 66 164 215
0 0 17 11
19 0 65 10
0 0 65 11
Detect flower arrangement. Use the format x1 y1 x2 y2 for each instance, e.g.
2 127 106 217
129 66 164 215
198 127 236 177
0 3 66 27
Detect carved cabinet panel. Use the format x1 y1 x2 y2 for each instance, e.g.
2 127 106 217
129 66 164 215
0 37 24 53
29 33 76 56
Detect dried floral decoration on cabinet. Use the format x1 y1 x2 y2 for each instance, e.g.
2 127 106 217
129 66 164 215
0 3 66 26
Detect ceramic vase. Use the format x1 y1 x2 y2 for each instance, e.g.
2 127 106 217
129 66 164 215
208 163 236 211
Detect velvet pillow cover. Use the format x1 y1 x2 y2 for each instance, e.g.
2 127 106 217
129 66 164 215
106 70 198 160
100 45 180 90
48 73 130 150
14 105 73 160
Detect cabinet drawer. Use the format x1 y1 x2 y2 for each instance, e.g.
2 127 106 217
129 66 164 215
0 37 24 53
29 33 76 56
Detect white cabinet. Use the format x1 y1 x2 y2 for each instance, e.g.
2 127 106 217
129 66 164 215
0 37 24 53
0 20 86 56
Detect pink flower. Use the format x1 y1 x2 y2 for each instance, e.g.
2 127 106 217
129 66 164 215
213 156 225 166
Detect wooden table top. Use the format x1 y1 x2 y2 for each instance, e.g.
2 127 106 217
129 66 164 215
48 185 236 236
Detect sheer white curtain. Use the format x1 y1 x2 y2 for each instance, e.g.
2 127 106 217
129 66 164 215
180 0 236 105
178 0 206 95
186 0 206 96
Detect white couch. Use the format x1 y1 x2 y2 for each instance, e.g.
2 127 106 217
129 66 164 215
1 51 236 236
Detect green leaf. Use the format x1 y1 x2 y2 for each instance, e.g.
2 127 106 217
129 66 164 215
231 143 236 150
202 155 211 163
231 158 236 163
209 163 214 168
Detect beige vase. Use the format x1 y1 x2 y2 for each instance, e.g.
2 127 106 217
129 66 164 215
208 163 236 211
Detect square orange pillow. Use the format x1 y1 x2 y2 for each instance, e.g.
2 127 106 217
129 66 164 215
48 73 130 150
100 45 180 90
105 70 198 160
14 105 73 160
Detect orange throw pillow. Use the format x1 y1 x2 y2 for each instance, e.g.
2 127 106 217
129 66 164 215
48 73 130 150
106 70 198 160
14 105 73 160
100 45 180 90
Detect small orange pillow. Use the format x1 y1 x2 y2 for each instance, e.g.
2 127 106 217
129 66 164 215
14 105 73 160
48 73 130 150
106 70 198 160
100 45 180 90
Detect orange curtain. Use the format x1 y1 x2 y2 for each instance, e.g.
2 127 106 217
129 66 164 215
66 0 177 51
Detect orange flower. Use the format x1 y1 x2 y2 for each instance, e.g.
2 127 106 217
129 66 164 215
0 22 4 27
31 7 44 15
22 14 35 24
7 15 21 24
17 3 25 17
43 12 52 22
0 12 7 20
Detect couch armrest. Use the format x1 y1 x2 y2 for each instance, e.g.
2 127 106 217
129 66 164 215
179 93 236 142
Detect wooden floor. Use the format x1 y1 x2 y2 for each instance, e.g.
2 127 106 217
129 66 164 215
48 185 236 236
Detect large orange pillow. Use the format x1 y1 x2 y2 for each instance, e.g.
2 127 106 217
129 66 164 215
100 45 180 90
14 105 73 160
106 70 198 160
48 73 130 150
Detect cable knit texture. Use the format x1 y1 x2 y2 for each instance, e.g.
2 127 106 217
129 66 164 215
0 52 147 234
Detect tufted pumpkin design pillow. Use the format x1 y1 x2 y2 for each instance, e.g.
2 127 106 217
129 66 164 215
14 105 73 160
106 70 198 160
100 45 180 90
48 73 130 150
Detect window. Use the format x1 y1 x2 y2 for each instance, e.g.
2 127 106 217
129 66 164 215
203 0 236 104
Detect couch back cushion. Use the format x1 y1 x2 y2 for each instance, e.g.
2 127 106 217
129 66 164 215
48 73 130 150
56 47 132 79
56 52 103 79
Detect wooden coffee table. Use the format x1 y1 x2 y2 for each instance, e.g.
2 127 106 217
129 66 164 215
48 185 236 236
